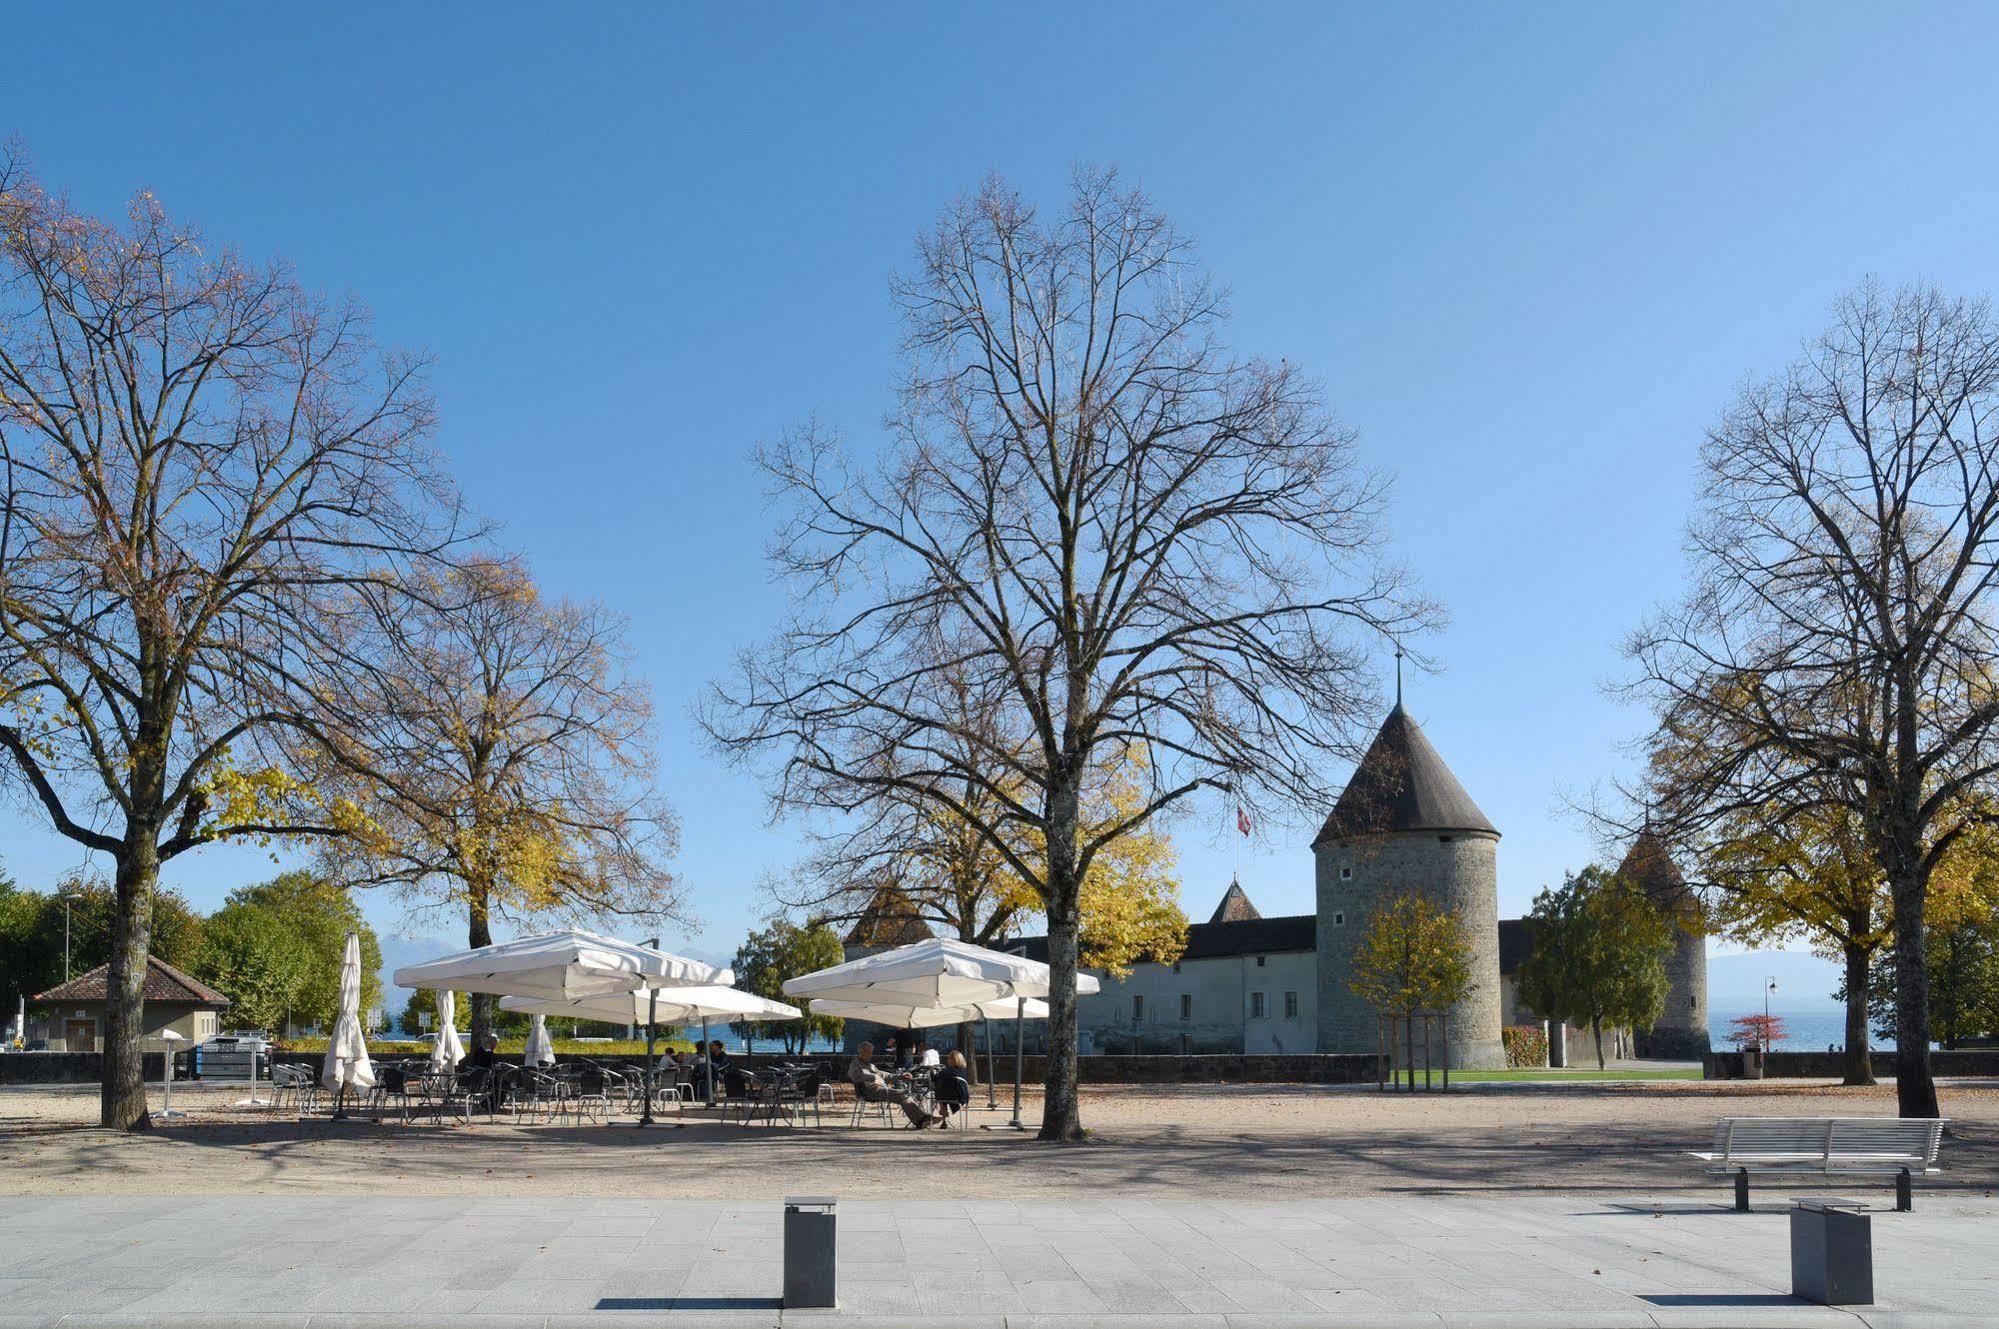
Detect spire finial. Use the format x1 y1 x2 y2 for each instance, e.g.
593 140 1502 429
1394 644 1404 709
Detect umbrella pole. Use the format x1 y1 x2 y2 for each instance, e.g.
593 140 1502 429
635 940 661 1128
702 1018 713 1104
984 1016 997 1110
1009 1000 1024 1129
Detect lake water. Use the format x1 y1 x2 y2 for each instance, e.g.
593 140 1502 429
1710 1008 1850 1051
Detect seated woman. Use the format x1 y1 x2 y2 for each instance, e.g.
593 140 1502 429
930 1050 972 1121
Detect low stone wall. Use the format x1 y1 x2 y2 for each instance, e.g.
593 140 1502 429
0 1051 187 1084
1703 1048 1999 1079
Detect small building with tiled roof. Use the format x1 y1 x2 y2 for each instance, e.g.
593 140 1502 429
32 956 231 1052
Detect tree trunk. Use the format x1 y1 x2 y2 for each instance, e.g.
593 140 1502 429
101 840 159 1130
1841 937 1876 1086
467 885 495 1049
1591 1016 1606 1071
1888 864 1941 1117
1041 898 1082 1139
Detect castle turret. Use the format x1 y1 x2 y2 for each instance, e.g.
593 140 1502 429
1619 830 1710 1059
1313 704 1507 1069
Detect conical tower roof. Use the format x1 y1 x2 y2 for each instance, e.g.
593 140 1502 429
1617 828 1698 921
1312 704 1497 844
1208 879 1263 924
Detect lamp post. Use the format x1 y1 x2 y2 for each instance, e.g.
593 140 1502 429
1764 976 1778 1053
60 891 83 981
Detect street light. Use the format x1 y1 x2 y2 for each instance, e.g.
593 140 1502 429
60 890 83 981
1764 976 1779 1053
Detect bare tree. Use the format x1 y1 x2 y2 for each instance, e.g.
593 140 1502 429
311 557 682 1043
1626 282 1999 1118
707 171 1430 1139
774 673 1033 952
0 152 465 1128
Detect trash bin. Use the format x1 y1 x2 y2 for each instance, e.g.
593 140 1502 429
783 1196 837 1309
1791 1198 1872 1305
1739 1048 1764 1080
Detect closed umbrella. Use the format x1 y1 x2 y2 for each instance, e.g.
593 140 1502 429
321 932 376 1119
430 990 465 1071
522 1013 556 1067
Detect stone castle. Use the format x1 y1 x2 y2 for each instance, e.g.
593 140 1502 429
1051 700 1711 1062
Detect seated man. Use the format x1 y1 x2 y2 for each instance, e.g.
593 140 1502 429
931 1050 971 1121
918 1041 941 1068
468 1032 504 1112
847 1041 936 1127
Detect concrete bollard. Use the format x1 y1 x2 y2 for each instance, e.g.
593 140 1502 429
1790 1198 1872 1305
783 1196 837 1309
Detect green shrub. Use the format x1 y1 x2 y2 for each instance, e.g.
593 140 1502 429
1502 1024 1548 1068
273 1036 698 1057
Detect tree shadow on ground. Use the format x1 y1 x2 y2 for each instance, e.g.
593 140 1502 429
10 1110 1992 1201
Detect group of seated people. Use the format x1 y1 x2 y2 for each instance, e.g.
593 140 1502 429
846 1039 971 1128
453 1031 975 1128
658 1040 731 1075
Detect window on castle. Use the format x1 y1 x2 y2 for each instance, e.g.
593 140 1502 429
1255 955 1266 967
1133 995 1144 1021
1180 994 1192 1020
1333 911 1346 926
1284 991 1299 1019
1250 991 1266 1019
1340 867 1353 880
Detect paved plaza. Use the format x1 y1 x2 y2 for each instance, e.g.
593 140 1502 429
0 1192 1991 1328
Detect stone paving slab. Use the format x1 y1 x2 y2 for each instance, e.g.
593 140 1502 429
0 1195 1991 1327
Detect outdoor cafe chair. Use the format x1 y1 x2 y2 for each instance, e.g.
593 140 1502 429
512 1068 566 1125
569 1067 614 1125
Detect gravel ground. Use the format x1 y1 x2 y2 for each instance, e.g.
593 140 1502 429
4 1077 1994 1201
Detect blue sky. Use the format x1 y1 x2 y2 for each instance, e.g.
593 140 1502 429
6 5 1998 1001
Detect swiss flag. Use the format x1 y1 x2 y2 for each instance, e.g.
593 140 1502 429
1236 806 1253 836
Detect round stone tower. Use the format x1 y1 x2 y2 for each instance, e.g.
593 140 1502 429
1619 830 1710 1059
1313 703 1506 1069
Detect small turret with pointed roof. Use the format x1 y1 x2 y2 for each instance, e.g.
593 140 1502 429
1617 826 1710 1058
1209 878 1263 924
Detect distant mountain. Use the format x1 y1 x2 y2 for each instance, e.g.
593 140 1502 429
374 931 456 1028
1708 949 1844 1014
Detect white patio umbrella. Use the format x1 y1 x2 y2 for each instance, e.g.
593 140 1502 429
783 937 1097 1129
805 995 1049 1028
782 936 1095 1004
500 985 803 1027
430 990 466 1071
392 928 732 1002
500 985 803 1105
321 931 376 1118
522 1013 556 1067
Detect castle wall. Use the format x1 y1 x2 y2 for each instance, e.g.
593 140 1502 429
1075 952 1316 1055
1314 831 1506 1069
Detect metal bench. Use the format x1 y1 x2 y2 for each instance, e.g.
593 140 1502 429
1688 1117 1946 1211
